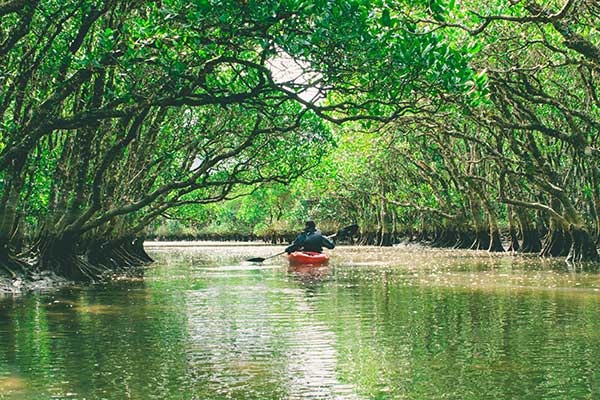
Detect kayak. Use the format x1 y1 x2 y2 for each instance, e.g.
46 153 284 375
288 251 329 265
288 251 329 264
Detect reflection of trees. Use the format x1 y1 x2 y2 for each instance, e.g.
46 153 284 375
0 279 193 399
182 263 357 399
311 270 600 399
288 264 332 295
2 248 599 399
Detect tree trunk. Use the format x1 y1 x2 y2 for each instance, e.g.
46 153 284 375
35 231 102 281
486 207 505 252
381 232 393 246
468 194 490 250
454 229 475 249
0 163 29 278
566 226 600 265
506 206 520 252
133 238 153 263
475 189 504 252
516 209 542 253
0 237 29 278
541 223 571 257
471 228 491 250
378 197 385 246
0 163 25 245
488 228 505 252
590 165 600 245
416 214 427 243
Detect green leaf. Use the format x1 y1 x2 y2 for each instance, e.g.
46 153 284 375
380 9 391 27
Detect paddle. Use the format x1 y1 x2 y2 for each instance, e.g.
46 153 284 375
246 251 287 263
245 224 359 263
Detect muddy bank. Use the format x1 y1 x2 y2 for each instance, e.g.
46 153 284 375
0 271 70 296
1 268 144 296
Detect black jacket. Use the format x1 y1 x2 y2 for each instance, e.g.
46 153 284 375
285 229 335 254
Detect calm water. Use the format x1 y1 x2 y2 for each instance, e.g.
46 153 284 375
1 244 599 400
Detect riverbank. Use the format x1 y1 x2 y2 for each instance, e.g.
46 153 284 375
0 271 69 296
145 240 269 247
4 237 598 295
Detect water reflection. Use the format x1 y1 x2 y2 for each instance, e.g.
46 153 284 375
0 245 598 399
288 264 332 295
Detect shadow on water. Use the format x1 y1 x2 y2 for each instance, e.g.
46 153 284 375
0 244 598 399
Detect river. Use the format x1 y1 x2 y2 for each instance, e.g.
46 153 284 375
1 243 599 399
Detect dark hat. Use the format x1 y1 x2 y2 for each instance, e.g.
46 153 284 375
304 220 316 231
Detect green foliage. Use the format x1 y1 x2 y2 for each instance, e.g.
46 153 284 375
5 0 598 265
172 0 600 258
1 0 478 232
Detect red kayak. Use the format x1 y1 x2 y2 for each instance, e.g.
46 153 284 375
288 251 329 265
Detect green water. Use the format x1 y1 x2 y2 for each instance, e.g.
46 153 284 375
1 244 599 400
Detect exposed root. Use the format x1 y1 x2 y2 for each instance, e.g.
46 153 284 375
488 229 505 252
431 229 457 248
133 239 154 263
36 252 106 282
454 231 475 249
0 244 30 279
507 228 520 252
470 229 491 250
85 238 152 281
34 233 108 282
519 229 542 253
566 227 600 264
541 228 570 257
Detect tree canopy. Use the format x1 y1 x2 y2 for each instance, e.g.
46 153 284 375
1 0 598 280
167 0 600 268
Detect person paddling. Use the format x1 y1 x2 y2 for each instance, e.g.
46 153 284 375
285 220 335 254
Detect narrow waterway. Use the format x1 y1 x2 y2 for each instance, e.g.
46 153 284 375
1 244 599 399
